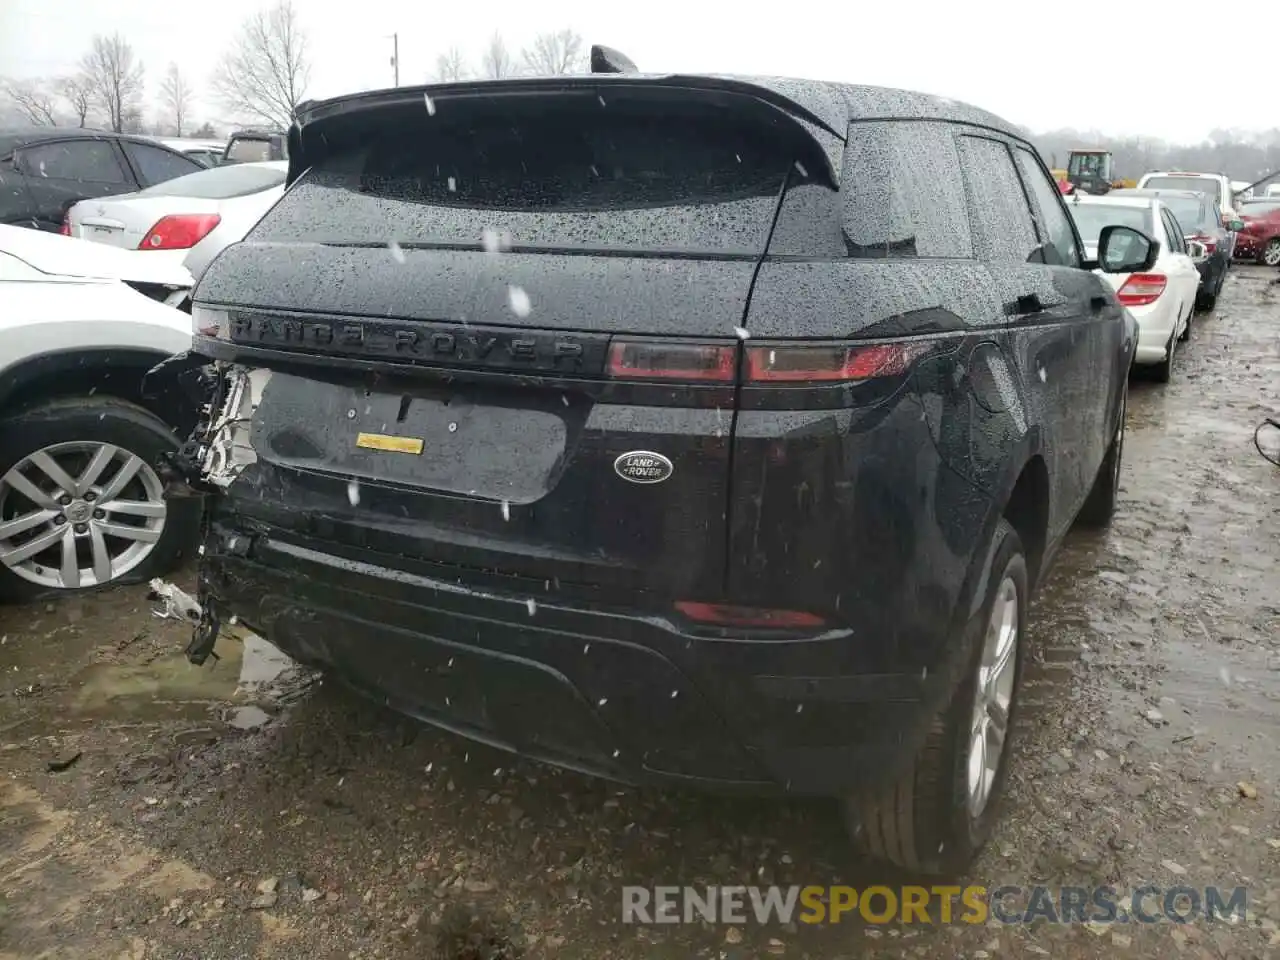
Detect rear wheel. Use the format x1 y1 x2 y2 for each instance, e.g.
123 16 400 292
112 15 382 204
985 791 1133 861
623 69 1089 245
848 518 1027 875
1153 327 1175 384
1262 239 1280 268
0 397 201 601
1178 304 1192 342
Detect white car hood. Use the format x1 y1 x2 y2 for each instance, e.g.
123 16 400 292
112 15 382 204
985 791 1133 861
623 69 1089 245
0 224 193 288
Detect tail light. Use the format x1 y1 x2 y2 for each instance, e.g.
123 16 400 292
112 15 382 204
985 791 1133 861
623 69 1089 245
59 213 71 236
1188 233 1217 254
674 601 826 629
138 214 221 250
606 339 931 384
607 341 735 381
1116 273 1167 307
191 305 230 338
745 342 928 383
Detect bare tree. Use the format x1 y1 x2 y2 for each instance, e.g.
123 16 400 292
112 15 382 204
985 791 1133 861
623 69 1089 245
80 33 145 133
2 78 59 125
521 29 585 76
56 75 94 126
211 0 310 129
480 32 515 80
434 47 469 82
159 63 194 136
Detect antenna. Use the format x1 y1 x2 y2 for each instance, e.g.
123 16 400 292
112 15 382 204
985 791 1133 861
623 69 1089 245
590 45 638 74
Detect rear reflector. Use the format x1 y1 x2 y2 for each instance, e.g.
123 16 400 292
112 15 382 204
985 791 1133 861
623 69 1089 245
675 601 826 628
1116 273 1167 307
607 341 735 382
746 342 927 383
139 214 222 251
1188 233 1217 254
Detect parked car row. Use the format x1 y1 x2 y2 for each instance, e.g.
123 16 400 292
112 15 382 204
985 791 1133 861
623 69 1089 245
0 126 288 236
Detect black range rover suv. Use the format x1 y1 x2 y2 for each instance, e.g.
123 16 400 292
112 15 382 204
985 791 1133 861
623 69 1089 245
178 61 1152 872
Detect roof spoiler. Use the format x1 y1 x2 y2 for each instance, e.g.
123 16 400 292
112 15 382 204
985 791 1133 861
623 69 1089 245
590 45 637 74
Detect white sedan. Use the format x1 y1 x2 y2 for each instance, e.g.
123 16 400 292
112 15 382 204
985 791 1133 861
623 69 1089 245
1067 194 1202 382
66 160 287 287
0 226 198 598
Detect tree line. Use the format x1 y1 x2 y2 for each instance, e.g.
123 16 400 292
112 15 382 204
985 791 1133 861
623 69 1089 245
6 0 1277 187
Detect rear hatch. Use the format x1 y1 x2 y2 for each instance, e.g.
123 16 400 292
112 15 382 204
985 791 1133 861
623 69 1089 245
194 82 840 602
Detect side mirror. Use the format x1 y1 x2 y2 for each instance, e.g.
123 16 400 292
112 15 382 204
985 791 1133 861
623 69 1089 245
1227 219 1245 231
1097 225 1159 274
1186 240 1208 260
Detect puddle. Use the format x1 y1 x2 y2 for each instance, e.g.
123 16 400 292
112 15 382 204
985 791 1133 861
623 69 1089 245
0 583 300 735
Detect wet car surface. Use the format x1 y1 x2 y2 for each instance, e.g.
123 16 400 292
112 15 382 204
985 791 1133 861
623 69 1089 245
2 267 1279 959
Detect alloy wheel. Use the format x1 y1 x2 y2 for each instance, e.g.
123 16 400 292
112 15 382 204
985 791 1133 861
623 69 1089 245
1264 240 1280 268
966 576 1019 818
0 441 167 590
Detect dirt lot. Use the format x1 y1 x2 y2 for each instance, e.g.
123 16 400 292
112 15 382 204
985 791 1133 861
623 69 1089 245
3 267 1279 960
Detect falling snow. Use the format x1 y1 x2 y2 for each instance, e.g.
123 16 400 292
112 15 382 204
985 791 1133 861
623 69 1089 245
526 598 537 616
481 228 511 254
447 176 457 192
346 480 360 506
501 500 510 521
508 285 532 318
734 326 751 340
423 93 436 115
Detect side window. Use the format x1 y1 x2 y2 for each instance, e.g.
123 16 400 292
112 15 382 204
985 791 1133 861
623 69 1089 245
1013 147 1080 267
836 121 973 259
957 136 1039 263
122 141 201 186
17 140 127 184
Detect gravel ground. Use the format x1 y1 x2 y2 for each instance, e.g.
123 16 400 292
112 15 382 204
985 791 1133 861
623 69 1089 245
2 266 1278 960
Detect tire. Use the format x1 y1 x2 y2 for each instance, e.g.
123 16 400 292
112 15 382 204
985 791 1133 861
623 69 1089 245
0 396 201 602
1178 303 1192 342
847 518 1028 875
1262 239 1280 268
1077 384 1126 528
1152 327 1175 384
1196 288 1216 312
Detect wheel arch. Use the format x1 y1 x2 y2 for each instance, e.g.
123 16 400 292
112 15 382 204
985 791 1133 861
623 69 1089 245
0 347 196 438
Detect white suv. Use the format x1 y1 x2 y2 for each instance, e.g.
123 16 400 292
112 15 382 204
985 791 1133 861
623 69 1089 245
0 226 201 599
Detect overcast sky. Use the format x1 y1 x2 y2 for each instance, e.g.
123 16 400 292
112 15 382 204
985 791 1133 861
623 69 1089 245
0 0 1266 142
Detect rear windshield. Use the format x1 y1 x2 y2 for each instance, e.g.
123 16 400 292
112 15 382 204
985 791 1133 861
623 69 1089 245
1068 204 1152 247
1142 176 1222 205
1158 195 1212 232
139 163 285 199
250 101 799 254
226 138 274 163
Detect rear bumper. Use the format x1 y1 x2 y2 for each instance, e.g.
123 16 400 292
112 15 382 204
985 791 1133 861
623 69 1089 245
198 517 962 797
1130 302 1176 364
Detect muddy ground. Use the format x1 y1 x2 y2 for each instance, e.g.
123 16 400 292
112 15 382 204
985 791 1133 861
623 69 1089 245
2 267 1279 960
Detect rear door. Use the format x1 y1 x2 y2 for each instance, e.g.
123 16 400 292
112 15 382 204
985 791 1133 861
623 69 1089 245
955 135 1100 538
198 90 821 601
12 138 136 230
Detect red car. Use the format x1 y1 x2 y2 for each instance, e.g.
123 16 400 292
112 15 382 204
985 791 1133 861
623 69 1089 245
1234 199 1280 265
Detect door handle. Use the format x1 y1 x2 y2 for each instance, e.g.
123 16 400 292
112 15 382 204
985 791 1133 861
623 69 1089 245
1005 293 1044 317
